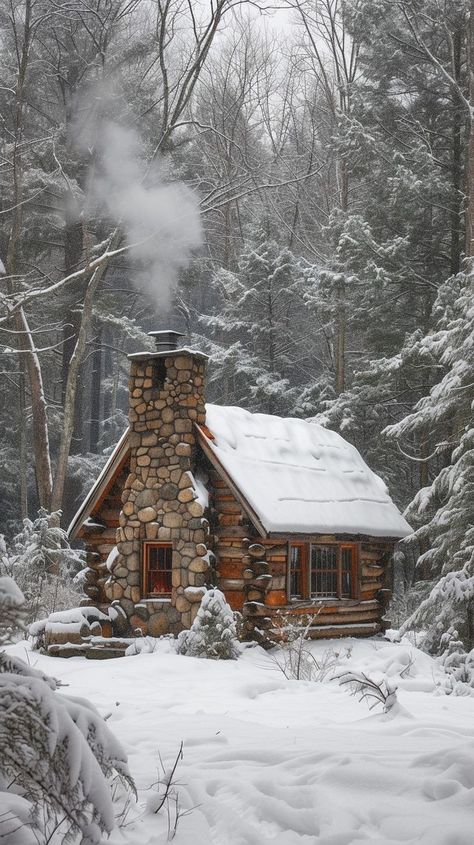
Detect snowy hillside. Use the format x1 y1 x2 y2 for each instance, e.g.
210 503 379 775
5 637 474 845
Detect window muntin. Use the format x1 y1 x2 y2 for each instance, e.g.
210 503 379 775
143 543 172 596
289 543 357 600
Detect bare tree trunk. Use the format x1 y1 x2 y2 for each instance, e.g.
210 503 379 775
89 323 103 453
335 159 348 394
465 0 474 258
5 0 53 511
15 309 53 510
19 367 28 519
52 229 121 512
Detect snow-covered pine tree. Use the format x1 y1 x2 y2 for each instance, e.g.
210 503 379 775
384 273 474 651
307 0 468 507
196 230 312 416
177 588 240 660
0 577 135 844
0 509 83 624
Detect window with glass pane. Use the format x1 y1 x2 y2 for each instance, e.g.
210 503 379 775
144 544 172 596
289 545 304 597
341 547 353 597
311 546 338 597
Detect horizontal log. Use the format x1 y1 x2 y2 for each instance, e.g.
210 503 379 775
268 562 287 577
360 589 378 601
225 591 245 611
216 545 244 560
214 527 253 538
362 564 384 577
218 578 245 591
263 544 288 556
215 503 243 515
217 514 242 526
213 492 241 502
266 554 287 564
302 623 381 640
217 563 246 579
265 590 287 606
269 599 379 615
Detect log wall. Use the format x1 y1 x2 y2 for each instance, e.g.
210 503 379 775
79 463 130 605
207 465 394 641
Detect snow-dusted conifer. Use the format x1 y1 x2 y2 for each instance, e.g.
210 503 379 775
385 274 474 651
195 230 308 416
0 579 135 844
0 509 83 624
177 588 240 660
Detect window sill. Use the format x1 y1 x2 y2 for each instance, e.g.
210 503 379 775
288 597 359 606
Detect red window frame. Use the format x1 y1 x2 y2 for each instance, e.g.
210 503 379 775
142 542 173 597
288 543 359 600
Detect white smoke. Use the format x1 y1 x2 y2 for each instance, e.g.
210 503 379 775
90 122 202 310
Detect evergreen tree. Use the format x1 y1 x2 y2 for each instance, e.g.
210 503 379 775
385 273 474 651
177 589 240 660
197 230 315 415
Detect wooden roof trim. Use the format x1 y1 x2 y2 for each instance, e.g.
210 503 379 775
196 425 268 539
67 428 131 541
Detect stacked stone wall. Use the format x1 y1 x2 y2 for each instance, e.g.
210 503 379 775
104 351 212 635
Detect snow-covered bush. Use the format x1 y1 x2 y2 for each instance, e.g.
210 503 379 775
0 575 26 645
338 670 399 713
0 580 135 844
436 628 474 696
126 636 161 655
0 509 83 626
177 589 240 660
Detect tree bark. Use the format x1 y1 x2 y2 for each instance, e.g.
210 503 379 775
89 323 103 453
52 228 122 513
5 0 53 511
465 0 474 258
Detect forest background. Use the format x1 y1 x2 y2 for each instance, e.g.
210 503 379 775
1 0 473 649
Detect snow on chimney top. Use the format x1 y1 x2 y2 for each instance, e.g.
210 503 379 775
147 330 185 352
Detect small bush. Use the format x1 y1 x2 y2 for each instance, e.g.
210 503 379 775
177 588 240 660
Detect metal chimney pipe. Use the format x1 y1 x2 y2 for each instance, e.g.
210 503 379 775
147 330 185 352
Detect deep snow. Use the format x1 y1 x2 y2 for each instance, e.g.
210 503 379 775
5 636 474 844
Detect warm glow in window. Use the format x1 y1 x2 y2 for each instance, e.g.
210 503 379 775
143 543 172 596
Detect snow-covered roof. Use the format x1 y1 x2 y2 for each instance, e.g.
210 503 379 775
201 405 411 538
69 404 411 541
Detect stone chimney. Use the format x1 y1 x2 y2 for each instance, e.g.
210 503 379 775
104 331 212 635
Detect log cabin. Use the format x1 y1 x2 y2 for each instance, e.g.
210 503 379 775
68 330 411 644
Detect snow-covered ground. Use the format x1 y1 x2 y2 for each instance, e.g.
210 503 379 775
7 637 474 844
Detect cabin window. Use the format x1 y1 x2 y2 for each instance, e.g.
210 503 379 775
142 542 172 597
288 543 358 600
